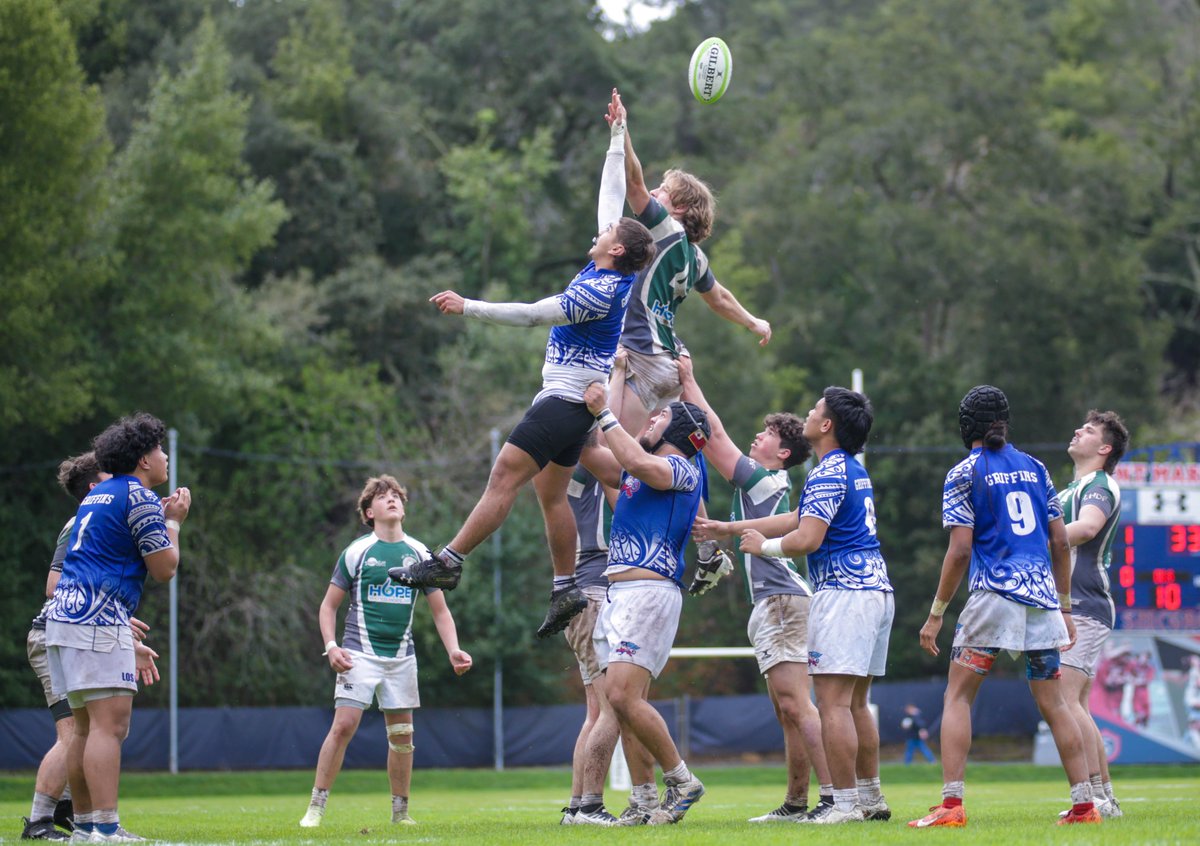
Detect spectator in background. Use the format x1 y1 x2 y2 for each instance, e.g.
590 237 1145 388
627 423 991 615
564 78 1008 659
902 704 936 765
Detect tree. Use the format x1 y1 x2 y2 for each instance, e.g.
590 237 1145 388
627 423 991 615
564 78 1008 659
0 0 111 433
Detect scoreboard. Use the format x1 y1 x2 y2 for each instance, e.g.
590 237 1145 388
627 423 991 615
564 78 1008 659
1111 463 1200 630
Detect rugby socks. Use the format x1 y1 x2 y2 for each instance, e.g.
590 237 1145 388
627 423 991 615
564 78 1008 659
818 783 833 806
857 776 882 804
632 782 658 807
662 761 692 786
30 791 57 822
1089 774 1104 801
943 781 965 804
832 788 858 813
1103 780 1115 801
74 812 95 835
552 575 577 591
580 792 604 814
1069 781 1094 813
309 787 329 810
568 796 581 811
440 547 465 566
391 795 408 821
93 808 119 837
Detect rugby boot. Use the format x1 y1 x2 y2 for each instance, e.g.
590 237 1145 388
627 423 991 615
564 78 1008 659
613 801 655 826
388 551 462 591
748 802 807 822
20 818 68 841
1057 805 1102 825
90 828 145 843
1099 797 1122 819
807 804 864 824
908 802 966 828
645 775 705 824
559 807 579 825
859 795 892 821
390 813 416 825
573 805 618 826
796 796 835 823
298 807 324 828
535 585 587 638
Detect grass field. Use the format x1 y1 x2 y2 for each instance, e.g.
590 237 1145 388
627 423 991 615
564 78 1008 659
1 763 1197 845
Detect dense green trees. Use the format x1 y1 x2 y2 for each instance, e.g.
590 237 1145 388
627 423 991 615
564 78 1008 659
2 0 1194 708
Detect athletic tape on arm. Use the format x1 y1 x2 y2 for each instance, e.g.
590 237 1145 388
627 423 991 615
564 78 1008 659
463 296 569 327
597 120 627 231
387 722 415 754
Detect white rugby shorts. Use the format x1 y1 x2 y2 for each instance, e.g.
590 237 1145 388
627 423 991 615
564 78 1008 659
334 649 419 711
952 591 1069 654
807 589 894 677
1058 613 1110 677
593 579 683 679
564 586 607 684
747 593 811 676
44 621 137 704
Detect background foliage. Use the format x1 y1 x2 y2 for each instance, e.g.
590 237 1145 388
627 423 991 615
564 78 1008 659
2 0 1197 708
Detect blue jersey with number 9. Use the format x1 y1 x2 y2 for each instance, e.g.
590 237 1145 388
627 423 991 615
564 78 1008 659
798 449 892 592
942 444 1063 610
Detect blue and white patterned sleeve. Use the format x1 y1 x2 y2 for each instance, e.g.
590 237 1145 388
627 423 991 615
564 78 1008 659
559 273 624 324
799 456 846 526
942 455 977 529
666 455 701 492
127 487 172 557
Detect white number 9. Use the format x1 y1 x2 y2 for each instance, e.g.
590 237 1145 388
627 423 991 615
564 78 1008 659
1006 491 1036 536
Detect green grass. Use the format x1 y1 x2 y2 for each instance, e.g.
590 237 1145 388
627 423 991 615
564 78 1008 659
1 763 1197 844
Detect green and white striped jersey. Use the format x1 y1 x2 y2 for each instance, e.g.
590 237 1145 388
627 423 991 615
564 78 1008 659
1062 470 1121 628
331 533 435 658
731 455 813 603
621 197 716 357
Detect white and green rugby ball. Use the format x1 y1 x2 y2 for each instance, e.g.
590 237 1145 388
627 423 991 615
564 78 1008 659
688 36 732 104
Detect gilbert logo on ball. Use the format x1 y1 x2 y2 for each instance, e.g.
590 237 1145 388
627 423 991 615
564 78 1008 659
689 36 732 104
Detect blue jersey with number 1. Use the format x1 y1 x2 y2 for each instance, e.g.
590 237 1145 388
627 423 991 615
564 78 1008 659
942 444 1063 610
45 475 172 627
798 449 892 592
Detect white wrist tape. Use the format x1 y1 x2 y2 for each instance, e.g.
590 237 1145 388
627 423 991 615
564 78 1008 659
322 640 338 656
759 537 785 559
1057 592 1072 612
165 519 181 531
597 409 619 432
930 597 950 617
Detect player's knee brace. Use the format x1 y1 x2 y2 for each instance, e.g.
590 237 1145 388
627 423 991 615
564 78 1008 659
387 722 414 754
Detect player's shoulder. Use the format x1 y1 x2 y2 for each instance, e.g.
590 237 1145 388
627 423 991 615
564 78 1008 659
809 450 847 481
341 532 378 563
945 450 980 485
56 515 77 545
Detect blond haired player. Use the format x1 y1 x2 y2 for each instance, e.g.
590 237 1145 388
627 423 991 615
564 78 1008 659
300 476 471 828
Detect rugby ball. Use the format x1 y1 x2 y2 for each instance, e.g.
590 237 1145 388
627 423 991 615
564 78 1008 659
689 37 732 104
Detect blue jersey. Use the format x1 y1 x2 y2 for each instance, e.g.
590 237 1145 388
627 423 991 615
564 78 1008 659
539 262 634 403
798 450 892 592
45 476 172 627
606 455 703 584
942 444 1063 610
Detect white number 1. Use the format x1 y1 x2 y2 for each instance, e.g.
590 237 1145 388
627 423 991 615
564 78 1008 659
71 512 93 551
864 496 877 536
